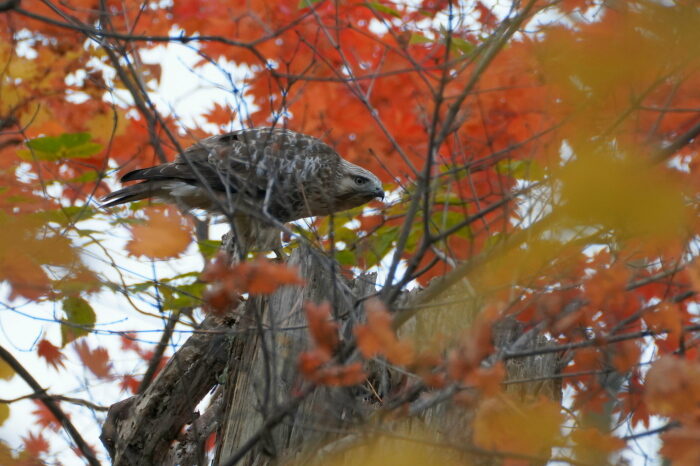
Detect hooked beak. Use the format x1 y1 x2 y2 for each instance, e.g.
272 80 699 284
374 188 385 200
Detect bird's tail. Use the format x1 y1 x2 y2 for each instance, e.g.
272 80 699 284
101 180 167 208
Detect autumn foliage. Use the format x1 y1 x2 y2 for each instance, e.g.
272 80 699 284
3 0 700 463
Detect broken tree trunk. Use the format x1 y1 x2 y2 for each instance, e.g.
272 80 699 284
102 245 563 465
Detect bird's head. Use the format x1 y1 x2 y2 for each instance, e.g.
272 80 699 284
334 161 385 211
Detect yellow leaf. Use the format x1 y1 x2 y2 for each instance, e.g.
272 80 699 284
0 404 8 427
0 358 13 381
311 422 463 466
8 57 38 81
474 396 563 457
127 206 192 259
85 108 128 142
556 143 687 240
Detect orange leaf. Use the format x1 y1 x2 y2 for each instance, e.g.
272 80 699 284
203 283 240 315
298 349 331 378
126 206 191 259
305 301 339 355
564 347 602 378
644 302 683 344
645 356 700 419
618 371 651 429
314 362 367 387
466 362 505 397
245 260 304 294
36 339 65 370
74 340 112 379
204 102 235 126
611 340 641 372
354 324 383 358
661 426 700 466
384 340 415 367
354 298 414 366
202 254 304 303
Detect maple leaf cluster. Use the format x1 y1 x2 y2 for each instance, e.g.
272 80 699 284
298 301 366 387
299 299 505 403
201 252 304 314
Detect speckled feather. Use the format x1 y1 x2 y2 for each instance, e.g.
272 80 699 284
102 128 384 251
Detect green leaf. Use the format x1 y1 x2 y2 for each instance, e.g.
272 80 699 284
495 159 544 180
366 2 401 17
67 171 100 184
6 195 33 203
160 282 204 311
333 226 358 244
21 133 102 161
198 239 222 259
61 296 96 346
485 232 506 250
439 25 474 54
450 37 474 54
75 229 101 237
336 249 357 266
298 0 323 8
410 34 433 45
38 206 95 226
433 193 469 206
365 226 398 267
430 211 472 239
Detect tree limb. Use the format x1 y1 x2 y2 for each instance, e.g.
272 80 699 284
0 344 100 466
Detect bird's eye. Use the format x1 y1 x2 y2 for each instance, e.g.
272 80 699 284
354 176 368 185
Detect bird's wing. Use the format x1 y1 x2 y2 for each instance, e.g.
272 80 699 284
201 128 341 188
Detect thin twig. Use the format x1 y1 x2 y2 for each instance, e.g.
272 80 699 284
138 310 180 393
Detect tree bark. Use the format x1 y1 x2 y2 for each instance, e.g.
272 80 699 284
102 314 235 465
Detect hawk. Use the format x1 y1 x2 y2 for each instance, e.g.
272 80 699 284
102 127 384 252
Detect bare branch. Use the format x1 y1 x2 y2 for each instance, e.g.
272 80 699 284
0 344 100 466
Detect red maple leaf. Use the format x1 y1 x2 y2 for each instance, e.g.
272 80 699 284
22 431 50 456
120 375 141 394
36 339 65 370
31 400 62 431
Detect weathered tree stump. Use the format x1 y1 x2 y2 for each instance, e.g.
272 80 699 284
102 245 562 465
